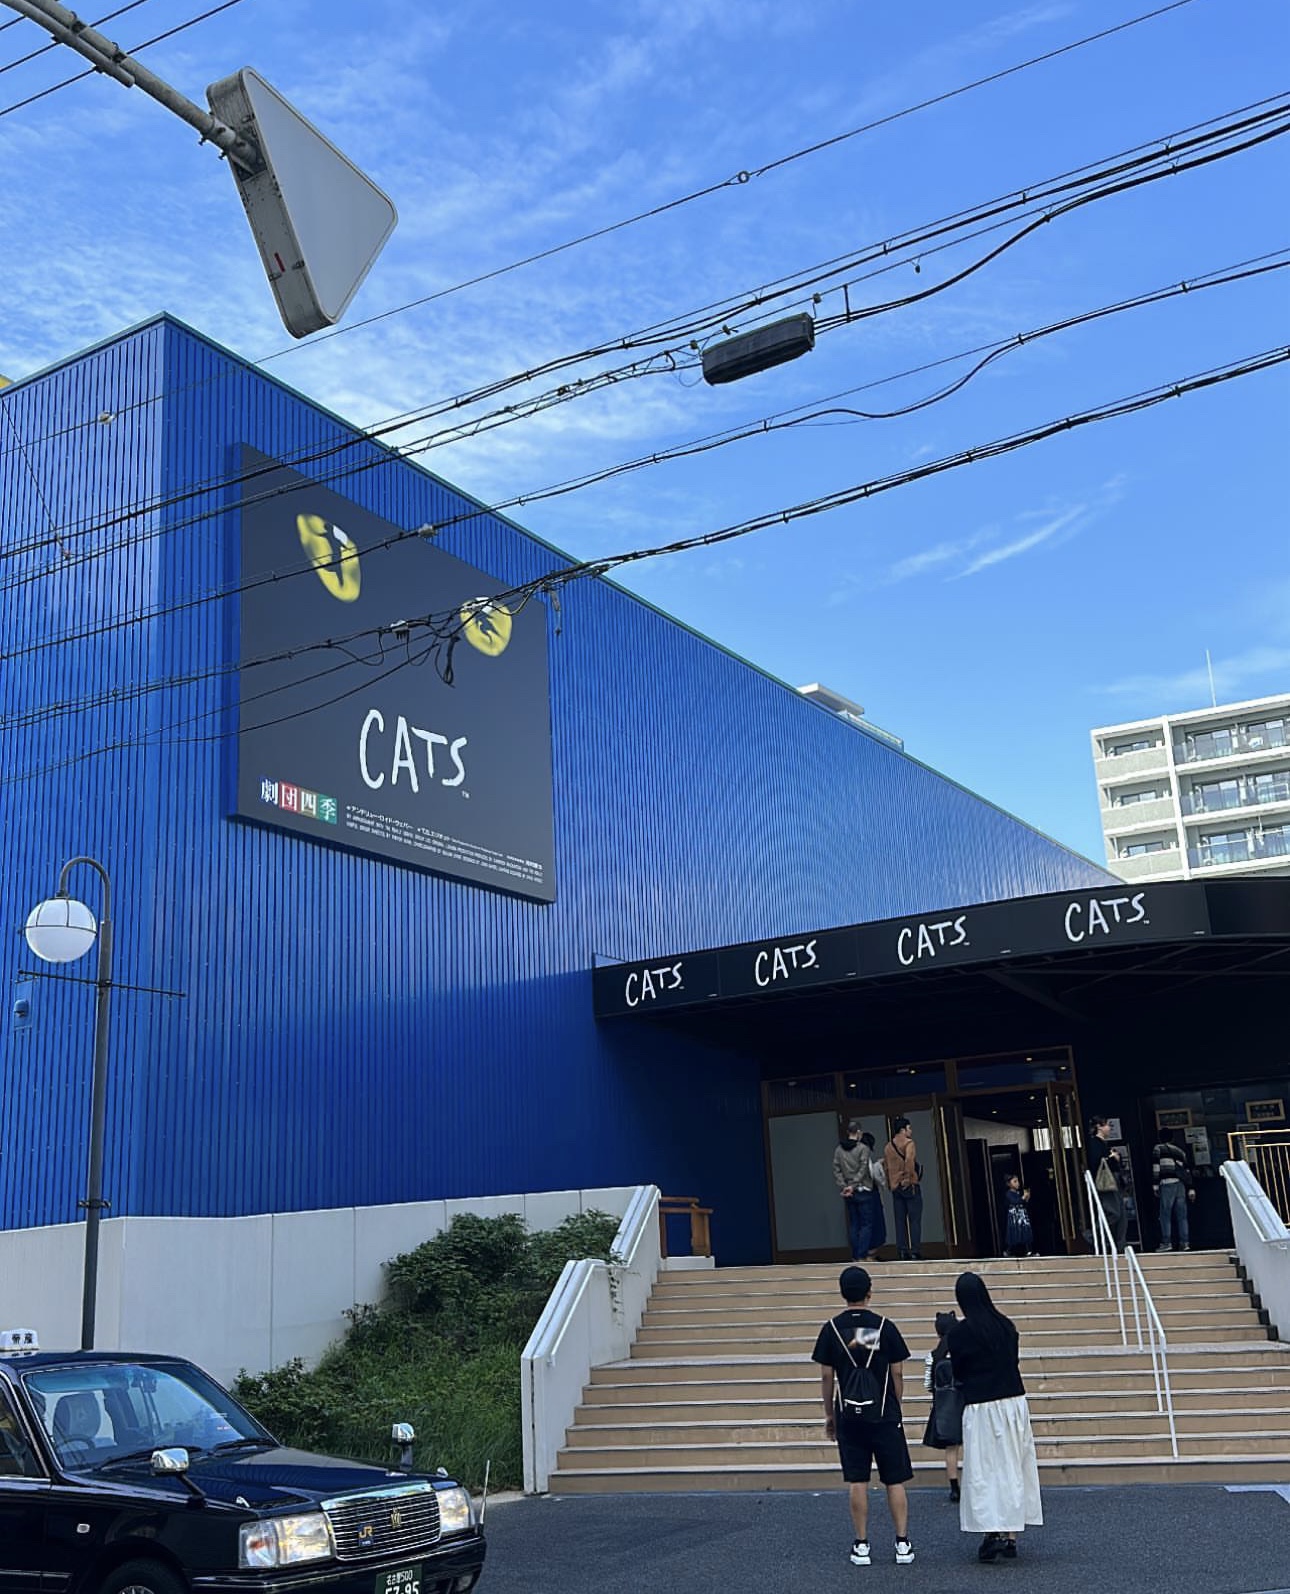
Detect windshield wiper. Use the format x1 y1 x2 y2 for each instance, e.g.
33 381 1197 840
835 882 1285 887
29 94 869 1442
97 1445 212 1469
211 1438 273 1453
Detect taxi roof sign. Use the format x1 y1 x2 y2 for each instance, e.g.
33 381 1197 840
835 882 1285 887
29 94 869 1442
206 68 398 338
0 1329 38 1353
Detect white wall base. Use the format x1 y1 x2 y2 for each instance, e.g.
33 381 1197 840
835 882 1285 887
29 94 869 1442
661 1255 716 1270
0 1186 639 1385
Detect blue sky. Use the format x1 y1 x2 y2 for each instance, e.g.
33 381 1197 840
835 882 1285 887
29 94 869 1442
1 0 1287 863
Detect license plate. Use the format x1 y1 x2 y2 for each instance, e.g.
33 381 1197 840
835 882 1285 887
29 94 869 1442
377 1567 422 1594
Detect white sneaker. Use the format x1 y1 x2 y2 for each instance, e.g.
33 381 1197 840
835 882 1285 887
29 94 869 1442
849 1540 871 1566
895 1539 915 1564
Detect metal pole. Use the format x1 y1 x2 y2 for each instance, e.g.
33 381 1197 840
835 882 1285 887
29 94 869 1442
0 0 261 171
55 857 113 1352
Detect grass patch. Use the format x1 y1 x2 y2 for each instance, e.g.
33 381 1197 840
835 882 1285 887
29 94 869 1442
233 1210 621 1490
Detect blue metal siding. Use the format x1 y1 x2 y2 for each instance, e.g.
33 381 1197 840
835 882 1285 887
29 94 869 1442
1 317 1112 1262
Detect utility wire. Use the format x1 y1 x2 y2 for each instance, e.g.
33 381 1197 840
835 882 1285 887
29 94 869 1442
0 0 248 120
4 94 1284 575
0 0 150 77
0 4 1239 461
4 339 1285 752
254 0 1206 360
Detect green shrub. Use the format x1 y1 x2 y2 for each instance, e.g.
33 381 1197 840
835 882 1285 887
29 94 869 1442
232 1209 622 1491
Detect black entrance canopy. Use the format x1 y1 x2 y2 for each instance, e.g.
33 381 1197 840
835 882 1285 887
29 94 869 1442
592 879 1290 1055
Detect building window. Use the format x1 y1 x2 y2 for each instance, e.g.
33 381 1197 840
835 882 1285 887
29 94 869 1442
1192 778 1241 812
1108 738 1156 756
1248 771 1290 806
1197 830 1251 866
1116 788 1165 806
1243 718 1287 751
1185 728 1235 761
1121 840 1170 857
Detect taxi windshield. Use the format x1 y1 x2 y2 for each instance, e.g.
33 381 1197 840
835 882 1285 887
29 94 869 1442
22 1360 271 1471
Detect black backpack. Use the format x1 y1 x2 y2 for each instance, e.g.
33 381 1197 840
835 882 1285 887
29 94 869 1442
831 1317 890 1423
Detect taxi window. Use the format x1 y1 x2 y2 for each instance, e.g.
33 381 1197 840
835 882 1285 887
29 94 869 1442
23 1362 265 1469
0 1383 43 1478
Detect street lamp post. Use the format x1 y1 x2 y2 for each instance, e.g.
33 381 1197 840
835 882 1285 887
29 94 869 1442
24 857 114 1351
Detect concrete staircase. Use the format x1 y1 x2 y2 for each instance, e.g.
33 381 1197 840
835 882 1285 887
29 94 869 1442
551 1251 1290 1491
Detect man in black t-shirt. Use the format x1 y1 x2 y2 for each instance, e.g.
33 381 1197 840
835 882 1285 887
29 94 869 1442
811 1265 915 1567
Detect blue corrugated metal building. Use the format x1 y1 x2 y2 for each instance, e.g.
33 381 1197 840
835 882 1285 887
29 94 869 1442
1 316 1111 1263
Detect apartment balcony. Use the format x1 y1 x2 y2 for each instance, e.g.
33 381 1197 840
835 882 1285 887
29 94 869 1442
1181 782 1290 820
1107 851 1186 883
1102 796 1177 832
1189 831 1290 871
1173 727 1289 768
1093 746 1169 782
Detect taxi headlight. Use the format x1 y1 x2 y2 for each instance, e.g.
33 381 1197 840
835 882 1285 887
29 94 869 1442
436 1487 474 1536
239 1512 333 1568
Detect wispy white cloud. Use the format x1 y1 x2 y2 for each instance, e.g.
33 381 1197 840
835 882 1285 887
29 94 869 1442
1099 646 1290 704
955 501 1085 576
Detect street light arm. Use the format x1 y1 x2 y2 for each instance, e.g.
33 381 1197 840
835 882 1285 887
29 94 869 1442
55 855 112 925
0 0 262 171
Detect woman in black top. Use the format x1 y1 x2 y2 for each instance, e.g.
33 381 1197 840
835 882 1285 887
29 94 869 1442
946 1273 1043 1562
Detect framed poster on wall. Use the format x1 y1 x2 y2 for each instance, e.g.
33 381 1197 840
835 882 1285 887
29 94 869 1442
1154 1108 1194 1130
1244 1099 1286 1125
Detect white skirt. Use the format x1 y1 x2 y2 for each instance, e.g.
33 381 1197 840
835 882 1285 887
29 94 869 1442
960 1395 1044 1533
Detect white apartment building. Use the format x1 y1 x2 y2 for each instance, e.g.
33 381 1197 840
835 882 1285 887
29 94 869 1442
1091 691 1290 883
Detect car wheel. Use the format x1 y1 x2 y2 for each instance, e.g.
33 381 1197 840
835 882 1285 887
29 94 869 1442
99 1560 188 1594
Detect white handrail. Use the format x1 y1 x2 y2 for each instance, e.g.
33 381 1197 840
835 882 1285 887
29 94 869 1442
1083 1169 1127 1345
1123 1245 1179 1457
520 1185 663 1493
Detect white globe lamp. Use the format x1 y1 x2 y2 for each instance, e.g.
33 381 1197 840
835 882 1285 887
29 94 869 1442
25 896 98 963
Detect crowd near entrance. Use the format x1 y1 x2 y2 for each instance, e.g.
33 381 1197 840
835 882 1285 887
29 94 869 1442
763 1049 1090 1263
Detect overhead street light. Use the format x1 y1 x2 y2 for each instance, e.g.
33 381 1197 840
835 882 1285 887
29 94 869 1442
0 0 398 338
25 857 114 1351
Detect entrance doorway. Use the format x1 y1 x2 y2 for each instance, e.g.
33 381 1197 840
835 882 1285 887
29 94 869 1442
762 1048 1088 1262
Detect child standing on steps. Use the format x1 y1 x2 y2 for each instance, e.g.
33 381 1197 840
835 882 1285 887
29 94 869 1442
922 1311 963 1501
1003 1175 1034 1258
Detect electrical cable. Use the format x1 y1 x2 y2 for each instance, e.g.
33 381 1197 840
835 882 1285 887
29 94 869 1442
3 339 1285 756
5 244 1284 685
0 0 248 121
5 93 1285 577
252 0 1208 362
0 0 151 78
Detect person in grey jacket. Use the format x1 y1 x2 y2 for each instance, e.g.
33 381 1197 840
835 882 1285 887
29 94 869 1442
834 1120 876 1262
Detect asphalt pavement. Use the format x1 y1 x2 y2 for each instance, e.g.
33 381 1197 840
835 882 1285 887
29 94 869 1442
481 1483 1290 1594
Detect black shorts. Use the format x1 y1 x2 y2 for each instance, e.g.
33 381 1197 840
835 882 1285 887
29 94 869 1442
836 1415 914 1485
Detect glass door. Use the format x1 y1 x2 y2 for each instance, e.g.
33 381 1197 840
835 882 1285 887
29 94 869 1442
1044 1083 1087 1252
934 1096 974 1257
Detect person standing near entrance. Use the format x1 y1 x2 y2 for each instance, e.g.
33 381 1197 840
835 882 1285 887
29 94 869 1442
811 1265 916 1566
1152 1131 1195 1252
948 1272 1043 1562
833 1120 875 1262
885 1117 923 1260
1088 1117 1128 1250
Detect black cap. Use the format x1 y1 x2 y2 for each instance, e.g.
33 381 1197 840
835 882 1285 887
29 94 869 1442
840 1266 872 1303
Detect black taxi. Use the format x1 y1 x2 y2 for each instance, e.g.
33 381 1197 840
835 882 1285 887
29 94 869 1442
0 1334 486 1594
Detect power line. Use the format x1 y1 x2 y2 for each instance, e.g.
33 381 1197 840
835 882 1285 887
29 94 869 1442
3 339 1285 762
5 93 1284 577
0 0 151 78
253 0 1207 361
0 0 1225 462
0 0 248 121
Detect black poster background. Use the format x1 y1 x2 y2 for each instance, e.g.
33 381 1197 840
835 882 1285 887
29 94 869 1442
235 448 556 901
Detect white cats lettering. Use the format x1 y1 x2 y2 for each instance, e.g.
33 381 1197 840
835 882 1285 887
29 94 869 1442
1064 893 1149 943
896 916 969 966
754 939 818 986
624 963 684 1006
